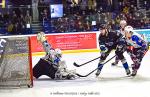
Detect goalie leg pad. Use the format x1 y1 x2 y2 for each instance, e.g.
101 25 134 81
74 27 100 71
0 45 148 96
55 61 77 80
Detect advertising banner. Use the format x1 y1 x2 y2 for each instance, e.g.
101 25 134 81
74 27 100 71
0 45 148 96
135 29 150 42
30 33 97 53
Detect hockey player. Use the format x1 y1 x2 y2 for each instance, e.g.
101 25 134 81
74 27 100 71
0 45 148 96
33 32 77 80
124 26 148 76
111 20 128 66
118 20 127 35
95 24 131 77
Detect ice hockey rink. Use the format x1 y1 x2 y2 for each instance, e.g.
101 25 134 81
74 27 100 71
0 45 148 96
0 50 150 97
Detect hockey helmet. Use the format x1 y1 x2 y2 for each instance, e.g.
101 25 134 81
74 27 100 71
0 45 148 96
124 26 133 33
120 20 127 25
49 49 55 56
55 48 62 58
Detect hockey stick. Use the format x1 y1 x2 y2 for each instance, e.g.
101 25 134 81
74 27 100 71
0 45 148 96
76 55 116 77
73 56 101 67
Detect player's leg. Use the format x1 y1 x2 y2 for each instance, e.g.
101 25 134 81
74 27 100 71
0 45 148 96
130 48 148 76
95 49 111 77
33 58 46 79
33 58 57 79
121 58 131 75
115 51 130 75
41 59 58 79
115 41 130 75
111 55 119 66
130 53 141 76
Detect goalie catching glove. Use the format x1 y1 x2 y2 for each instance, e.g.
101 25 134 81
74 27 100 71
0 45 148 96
37 32 47 43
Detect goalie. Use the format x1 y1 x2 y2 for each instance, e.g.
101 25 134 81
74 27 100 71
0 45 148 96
33 32 77 80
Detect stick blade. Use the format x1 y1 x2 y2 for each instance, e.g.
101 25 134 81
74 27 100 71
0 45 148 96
76 73 86 77
73 62 80 67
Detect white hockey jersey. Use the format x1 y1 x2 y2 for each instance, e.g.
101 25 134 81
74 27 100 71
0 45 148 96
126 31 148 49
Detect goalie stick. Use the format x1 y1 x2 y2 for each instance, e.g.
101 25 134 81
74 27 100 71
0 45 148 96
76 55 116 77
73 56 101 67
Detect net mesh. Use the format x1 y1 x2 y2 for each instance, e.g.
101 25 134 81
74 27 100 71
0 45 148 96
0 37 32 88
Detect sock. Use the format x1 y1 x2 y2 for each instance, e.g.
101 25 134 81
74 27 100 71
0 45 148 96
123 62 129 70
98 63 103 71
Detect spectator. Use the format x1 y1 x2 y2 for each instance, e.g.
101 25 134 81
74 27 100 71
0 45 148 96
80 0 88 11
7 21 14 34
88 0 97 13
25 11 32 24
3 12 10 23
38 0 46 21
25 11 32 34
0 13 4 28
11 11 18 24
0 0 150 34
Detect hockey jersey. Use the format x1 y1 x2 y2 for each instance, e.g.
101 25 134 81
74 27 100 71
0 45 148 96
118 28 126 37
41 41 61 65
126 31 148 49
98 30 124 48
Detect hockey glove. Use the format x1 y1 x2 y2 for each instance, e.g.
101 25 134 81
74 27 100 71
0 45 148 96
126 46 133 55
100 45 108 52
105 42 113 46
37 32 46 43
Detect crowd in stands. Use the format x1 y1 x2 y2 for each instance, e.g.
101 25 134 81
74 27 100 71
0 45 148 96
0 0 150 35
0 9 32 35
43 0 150 33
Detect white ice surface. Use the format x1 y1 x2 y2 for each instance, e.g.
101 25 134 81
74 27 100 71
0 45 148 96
0 51 150 97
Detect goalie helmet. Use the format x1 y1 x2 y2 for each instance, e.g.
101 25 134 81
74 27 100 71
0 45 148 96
124 26 133 33
50 49 55 55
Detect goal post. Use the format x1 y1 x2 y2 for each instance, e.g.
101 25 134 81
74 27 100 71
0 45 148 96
0 36 33 88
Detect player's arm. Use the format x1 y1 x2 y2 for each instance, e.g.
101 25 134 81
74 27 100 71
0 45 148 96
131 35 147 49
116 30 124 40
98 35 108 52
37 32 53 54
42 41 52 54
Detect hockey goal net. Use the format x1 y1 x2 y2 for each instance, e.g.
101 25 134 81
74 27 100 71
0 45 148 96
0 36 33 88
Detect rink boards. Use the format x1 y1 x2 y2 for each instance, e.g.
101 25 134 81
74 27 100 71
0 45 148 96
30 29 150 55
0 29 149 55
0 29 150 97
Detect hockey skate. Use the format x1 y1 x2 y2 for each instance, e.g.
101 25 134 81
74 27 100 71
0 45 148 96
95 70 101 77
125 69 131 75
111 61 118 66
131 70 137 77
